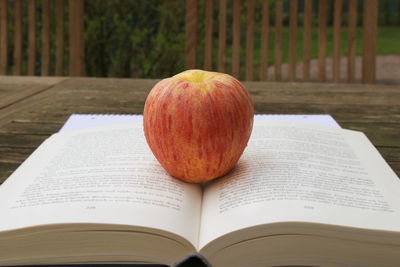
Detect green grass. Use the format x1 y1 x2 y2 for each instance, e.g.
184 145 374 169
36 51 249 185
199 26 399 80
212 27 400 67
376 27 400 54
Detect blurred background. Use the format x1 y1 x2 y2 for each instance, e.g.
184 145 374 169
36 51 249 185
0 0 399 83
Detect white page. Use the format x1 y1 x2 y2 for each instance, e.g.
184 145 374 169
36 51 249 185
0 124 202 247
59 114 340 133
199 120 400 249
59 114 144 132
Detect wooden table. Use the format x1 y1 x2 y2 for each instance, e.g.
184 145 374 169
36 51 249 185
1 76 399 185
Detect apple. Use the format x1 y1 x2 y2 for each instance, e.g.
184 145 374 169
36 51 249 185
143 69 254 183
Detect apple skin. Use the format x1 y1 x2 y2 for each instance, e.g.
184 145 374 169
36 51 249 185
143 69 254 183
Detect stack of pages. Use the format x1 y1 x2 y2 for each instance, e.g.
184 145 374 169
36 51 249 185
0 114 399 267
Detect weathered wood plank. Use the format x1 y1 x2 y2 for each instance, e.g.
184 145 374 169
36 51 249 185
347 0 358 83
218 0 227 72
0 77 399 183
260 0 269 81
204 0 213 71
251 102 400 123
245 0 255 81
13 0 23 76
340 122 400 147
0 147 36 162
288 0 298 82
362 0 378 84
232 0 241 78
0 162 20 184
0 76 66 109
0 133 48 148
303 0 312 82
0 122 62 135
13 103 400 123
0 78 155 125
388 162 400 177
377 147 400 163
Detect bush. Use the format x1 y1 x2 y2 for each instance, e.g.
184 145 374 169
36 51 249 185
84 0 185 78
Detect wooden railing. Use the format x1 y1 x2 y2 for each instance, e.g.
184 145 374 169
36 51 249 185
185 0 378 83
0 0 85 76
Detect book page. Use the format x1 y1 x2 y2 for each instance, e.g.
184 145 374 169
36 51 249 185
199 121 400 249
59 114 144 132
59 114 341 133
0 124 202 247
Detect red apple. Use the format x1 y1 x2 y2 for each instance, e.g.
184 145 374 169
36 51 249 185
143 69 254 183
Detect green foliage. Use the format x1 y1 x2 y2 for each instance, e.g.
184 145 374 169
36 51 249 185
84 0 185 78
80 0 400 78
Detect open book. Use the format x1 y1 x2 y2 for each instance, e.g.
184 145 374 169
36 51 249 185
0 118 399 267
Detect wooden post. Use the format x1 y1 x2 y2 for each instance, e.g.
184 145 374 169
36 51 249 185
347 0 358 83
318 0 327 82
41 0 50 76
274 0 283 81
303 0 312 82
245 0 255 81
56 0 64 76
260 0 270 81
288 0 298 82
217 0 226 72
0 0 8 75
69 0 85 76
232 0 241 78
362 0 378 84
333 0 343 83
204 0 213 71
185 0 197 70
14 0 22 75
28 0 36 76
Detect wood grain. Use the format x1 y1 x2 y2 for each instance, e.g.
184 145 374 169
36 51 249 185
288 0 298 82
303 0 312 82
204 0 213 71
232 0 241 78
245 0 255 81
260 0 269 81
318 0 327 82
0 77 399 182
13 0 23 76
347 0 358 83
0 163 20 184
0 76 66 110
362 0 378 84
274 0 283 81
218 0 226 72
